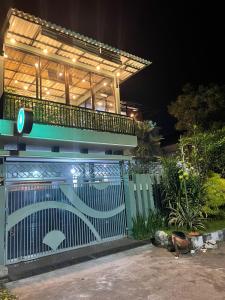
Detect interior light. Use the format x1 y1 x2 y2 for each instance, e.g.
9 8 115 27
24 86 28 90
109 103 113 107
10 38 16 44
130 113 134 118
72 58 76 62
46 91 50 95
116 72 120 77
96 65 100 70
14 80 18 84
44 87 48 91
72 95 76 99
82 79 86 82
103 82 107 86
100 93 108 98
59 72 63 77
43 49 48 54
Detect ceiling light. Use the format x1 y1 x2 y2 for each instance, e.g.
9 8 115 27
3 53 8 58
82 79 86 82
72 95 76 99
34 62 39 68
96 66 100 70
116 72 120 77
24 86 28 90
103 82 107 86
59 72 63 77
72 58 76 62
100 93 108 98
44 87 48 91
14 80 18 84
43 49 48 54
10 38 16 44
109 103 113 107
98 101 103 106
46 91 50 95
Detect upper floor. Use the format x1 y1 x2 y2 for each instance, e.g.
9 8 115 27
0 8 151 137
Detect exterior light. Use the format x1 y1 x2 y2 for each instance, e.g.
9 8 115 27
130 113 134 118
116 72 120 77
96 65 100 70
10 38 16 44
43 49 48 54
71 168 76 175
59 72 63 77
17 107 33 135
24 86 28 90
14 80 18 84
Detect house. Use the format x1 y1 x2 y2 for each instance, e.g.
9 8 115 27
0 8 151 266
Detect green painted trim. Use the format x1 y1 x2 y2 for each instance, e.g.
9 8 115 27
0 120 137 148
0 150 10 156
18 151 133 161
0 187 5 264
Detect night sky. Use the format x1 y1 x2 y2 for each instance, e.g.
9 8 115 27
1 0 225 143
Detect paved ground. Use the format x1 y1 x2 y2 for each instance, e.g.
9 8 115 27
6 243 225 300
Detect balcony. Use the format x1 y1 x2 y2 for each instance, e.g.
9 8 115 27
1 93 135 135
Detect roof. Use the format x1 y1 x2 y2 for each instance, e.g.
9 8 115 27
3 8 152 83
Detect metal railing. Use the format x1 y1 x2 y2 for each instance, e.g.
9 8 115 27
2 92 135 135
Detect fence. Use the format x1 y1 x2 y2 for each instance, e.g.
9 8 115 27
4 181 127 264
124 174 155 234
2 92 135 135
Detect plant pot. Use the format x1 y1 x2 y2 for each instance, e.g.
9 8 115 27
187 231 200 237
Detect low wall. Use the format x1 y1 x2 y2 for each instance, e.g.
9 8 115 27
190 229 225 249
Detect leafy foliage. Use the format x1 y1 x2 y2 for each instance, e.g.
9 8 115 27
132 120 162 162
180 127 225 178
168 83 225 133
161 144 206 230
169 202 205 230
0 287 17 300
203 173 225 218
132 210 165 240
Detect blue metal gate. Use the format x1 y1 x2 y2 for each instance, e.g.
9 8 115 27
5 181 127 264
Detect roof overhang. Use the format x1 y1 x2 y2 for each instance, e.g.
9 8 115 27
2 8 152 83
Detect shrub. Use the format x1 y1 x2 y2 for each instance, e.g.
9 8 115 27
132 210 165 240
203 173 225 218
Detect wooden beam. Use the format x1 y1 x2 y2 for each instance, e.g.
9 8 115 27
5 40 114 79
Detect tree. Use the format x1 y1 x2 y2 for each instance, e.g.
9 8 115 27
131 120 162 162
168 83 225 133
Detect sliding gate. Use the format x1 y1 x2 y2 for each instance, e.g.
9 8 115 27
5 180 127 264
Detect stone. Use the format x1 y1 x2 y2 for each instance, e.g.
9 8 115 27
0 265 8 279
154 230 168 246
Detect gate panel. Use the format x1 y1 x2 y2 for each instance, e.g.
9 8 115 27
5 181 126 264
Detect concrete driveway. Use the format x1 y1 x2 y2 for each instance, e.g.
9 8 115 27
6 243 225 300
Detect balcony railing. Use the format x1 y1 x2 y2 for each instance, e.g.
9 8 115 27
1 93 135 135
